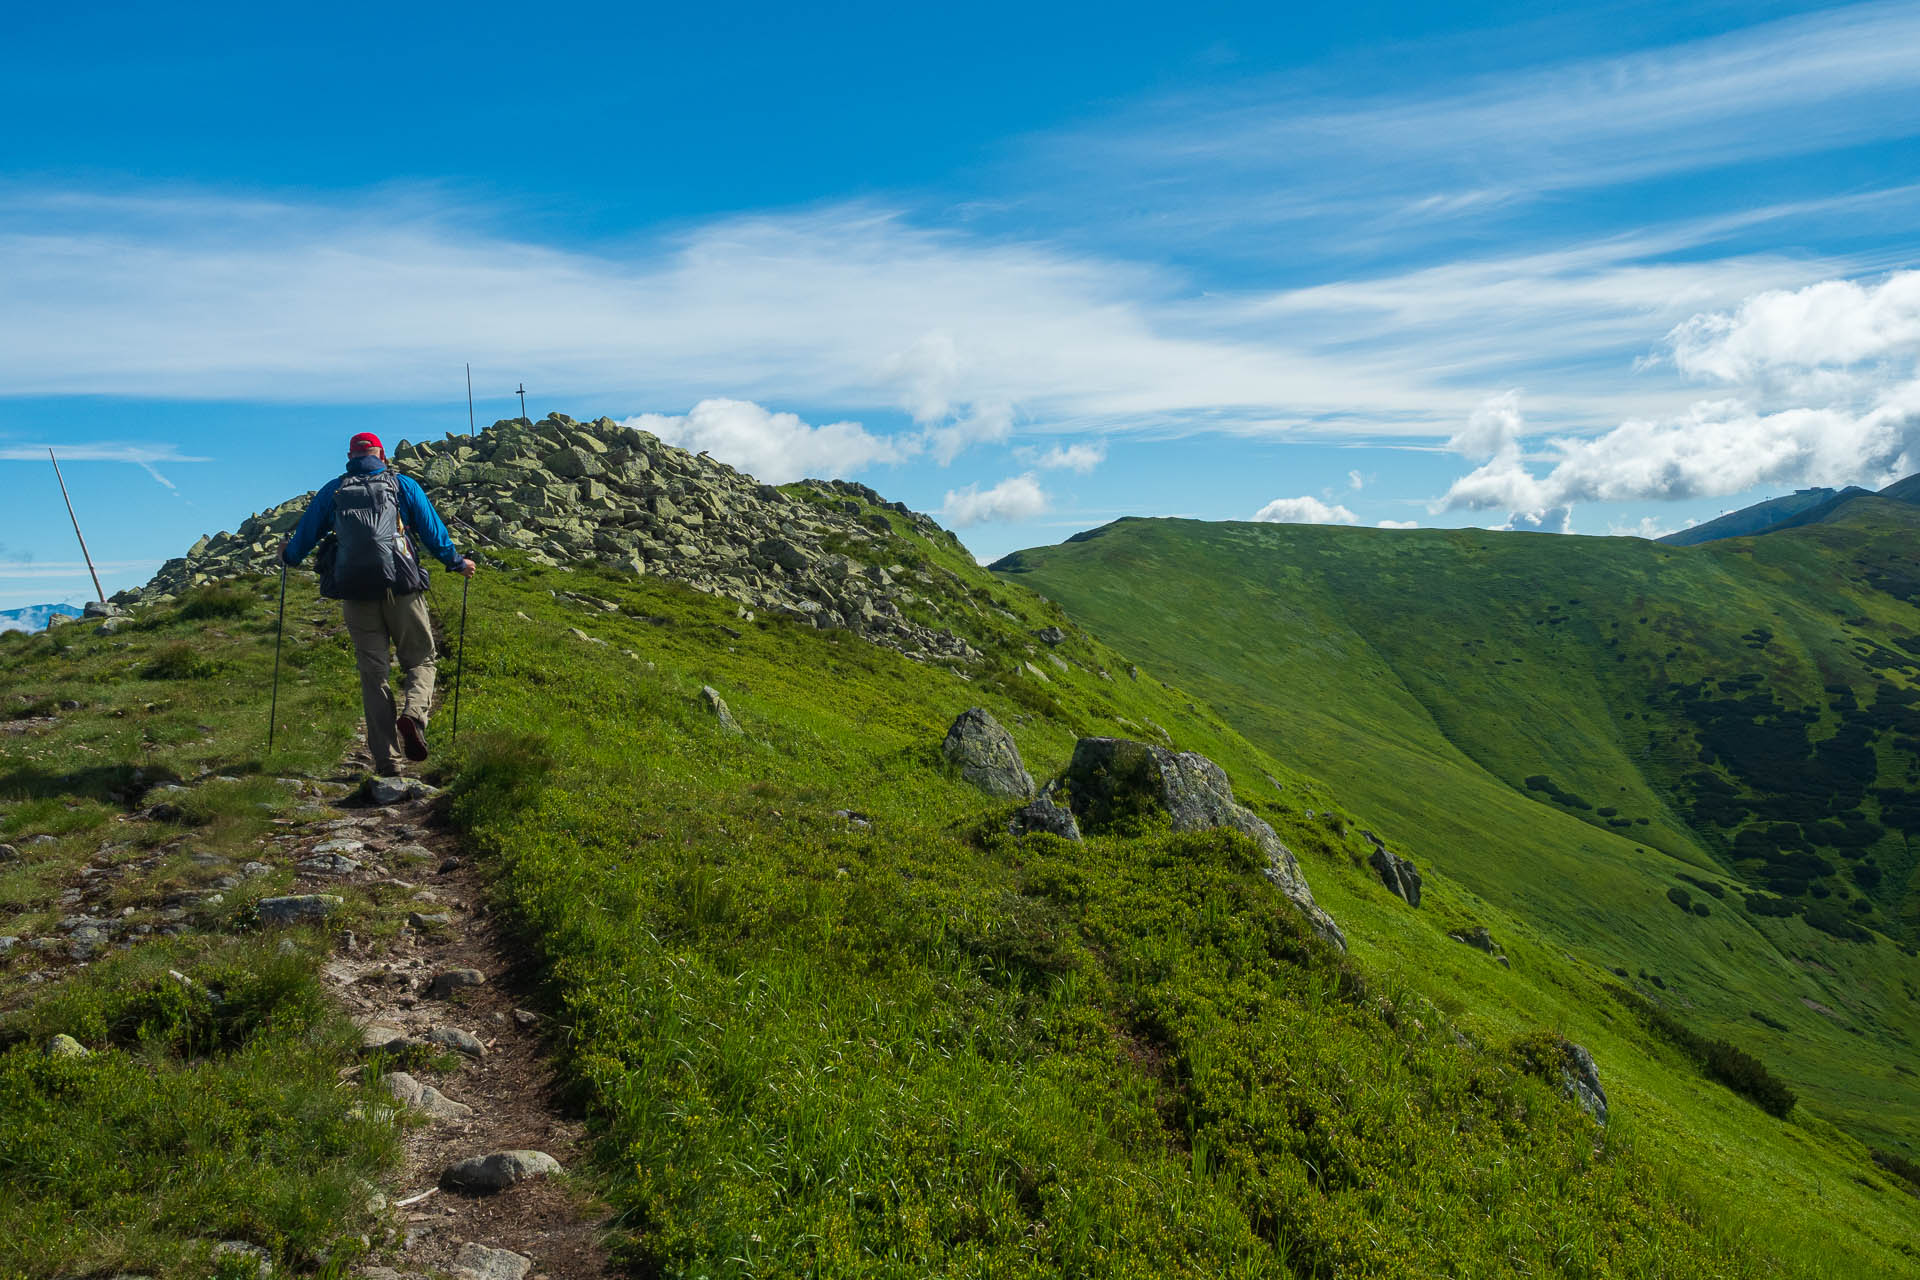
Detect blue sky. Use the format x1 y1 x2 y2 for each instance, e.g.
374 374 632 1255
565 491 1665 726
4 0 1919 607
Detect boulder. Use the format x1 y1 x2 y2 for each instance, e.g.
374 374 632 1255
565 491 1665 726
941 708 1035 800
428 1025 488 1058
357 776 439 807
440 1149 563 1194
1061 738 1345 950
1364 833 1422 907
1448 925 1509 966
1033 625 1067 646
46 1033 89 1059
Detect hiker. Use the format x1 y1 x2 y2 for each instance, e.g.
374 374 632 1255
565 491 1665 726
281 432 474 775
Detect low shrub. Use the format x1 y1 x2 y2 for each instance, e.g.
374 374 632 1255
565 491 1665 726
1609 986 1796 1117
176 584 255 621
141 642 221 681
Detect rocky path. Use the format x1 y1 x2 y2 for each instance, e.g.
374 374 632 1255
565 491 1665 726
295 772 613 1280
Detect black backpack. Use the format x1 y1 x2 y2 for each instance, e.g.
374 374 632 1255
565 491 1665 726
315 469 433 601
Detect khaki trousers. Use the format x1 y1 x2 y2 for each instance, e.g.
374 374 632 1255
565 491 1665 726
342 591 436 773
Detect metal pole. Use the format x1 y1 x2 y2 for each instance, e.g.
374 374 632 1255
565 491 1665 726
48 449 105 603
268 563 288 753
466 363 475 435
451 572 470 747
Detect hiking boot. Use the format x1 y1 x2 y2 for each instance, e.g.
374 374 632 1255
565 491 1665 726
397 714 429 762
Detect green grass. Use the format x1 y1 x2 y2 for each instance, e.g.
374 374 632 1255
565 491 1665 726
6 490 1920 1275
424 527 1903 1276
0 576 395 1278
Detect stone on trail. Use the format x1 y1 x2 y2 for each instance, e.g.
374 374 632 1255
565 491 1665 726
426 967 487 999
451 1242 533 1280
1061 737 1346 951
941 707 1035 800
440 1149 563 1194
257 894 342 926
358 776 440 807
382 1070 475 1121
428 1025 488 1058
409 911 453 930
299 853 363 876
699 685 743 735
359 1023 412 1055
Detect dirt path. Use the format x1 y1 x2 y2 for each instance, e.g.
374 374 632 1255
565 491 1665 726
293 761 614 1280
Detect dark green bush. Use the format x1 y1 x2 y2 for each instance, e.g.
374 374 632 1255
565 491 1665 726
141 641 221 680
176 584 255 621
1610 987 1795 1117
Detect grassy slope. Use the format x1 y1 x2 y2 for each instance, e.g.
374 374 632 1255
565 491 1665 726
0 583 396 1278
3 498 1917 1274
998 516 1920 1263
423 485 1915 1277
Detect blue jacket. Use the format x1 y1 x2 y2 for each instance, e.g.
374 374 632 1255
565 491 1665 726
282 456 463 572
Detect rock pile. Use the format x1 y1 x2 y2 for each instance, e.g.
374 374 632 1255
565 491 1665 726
123 413 986 667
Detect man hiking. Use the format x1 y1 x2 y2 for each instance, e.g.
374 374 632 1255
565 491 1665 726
282 432 474 776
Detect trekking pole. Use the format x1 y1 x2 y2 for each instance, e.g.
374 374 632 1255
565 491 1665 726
267 563 288 753
451 571 470 747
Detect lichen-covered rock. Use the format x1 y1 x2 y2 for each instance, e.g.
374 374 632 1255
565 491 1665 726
1062 737 1345 950
942 708 1035 800
256 894 342 926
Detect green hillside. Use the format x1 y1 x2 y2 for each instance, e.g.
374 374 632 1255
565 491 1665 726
997 513 1920 1163
5 441 1920 1273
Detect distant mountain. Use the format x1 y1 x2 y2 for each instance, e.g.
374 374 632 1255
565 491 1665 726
1662 473 1920 545
1660 487 1862 544
0 602 82 633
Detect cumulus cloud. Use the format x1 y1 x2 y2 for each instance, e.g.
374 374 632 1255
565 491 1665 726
1669 270 1920 385
941 473 1051 526
1440 273 1920 519
1252 495 1358 524
622 398 904 484
1377 519 1418 529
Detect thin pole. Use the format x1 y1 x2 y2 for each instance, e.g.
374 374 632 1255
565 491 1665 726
268 563 288 753
466 363 475 435
49 449 104 603
516 383 527 420
451 573 470 747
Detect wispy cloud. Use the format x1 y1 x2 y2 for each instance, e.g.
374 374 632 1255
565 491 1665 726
0 441 211 490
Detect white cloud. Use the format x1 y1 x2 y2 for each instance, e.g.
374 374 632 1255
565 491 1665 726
1377 519 1418 529
1607 516 1682 540
1025 441 1108 473
922 401 1015 466
1346 469 1365 491
1668 270 1920 386
621 398 903 485
1438 270 1920 517
1252 495 1358 525
942 473 1050 526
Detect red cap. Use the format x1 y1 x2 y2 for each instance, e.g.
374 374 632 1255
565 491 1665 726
348 431 384 457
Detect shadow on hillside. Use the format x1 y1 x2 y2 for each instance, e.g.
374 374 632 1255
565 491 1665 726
0 762 142 806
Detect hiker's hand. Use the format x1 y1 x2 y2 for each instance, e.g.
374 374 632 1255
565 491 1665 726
458 558 476 578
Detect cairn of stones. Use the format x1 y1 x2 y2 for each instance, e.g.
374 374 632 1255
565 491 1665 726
125 414 986 667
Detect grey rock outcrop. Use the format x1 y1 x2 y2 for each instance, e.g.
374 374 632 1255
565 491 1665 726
1448 925 1509 966
1061 738 1345 950
382 1071 474 1121
1558 1039 1608 1124
1364 831 1422 907
942 708 1035 800
124 414 984 668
